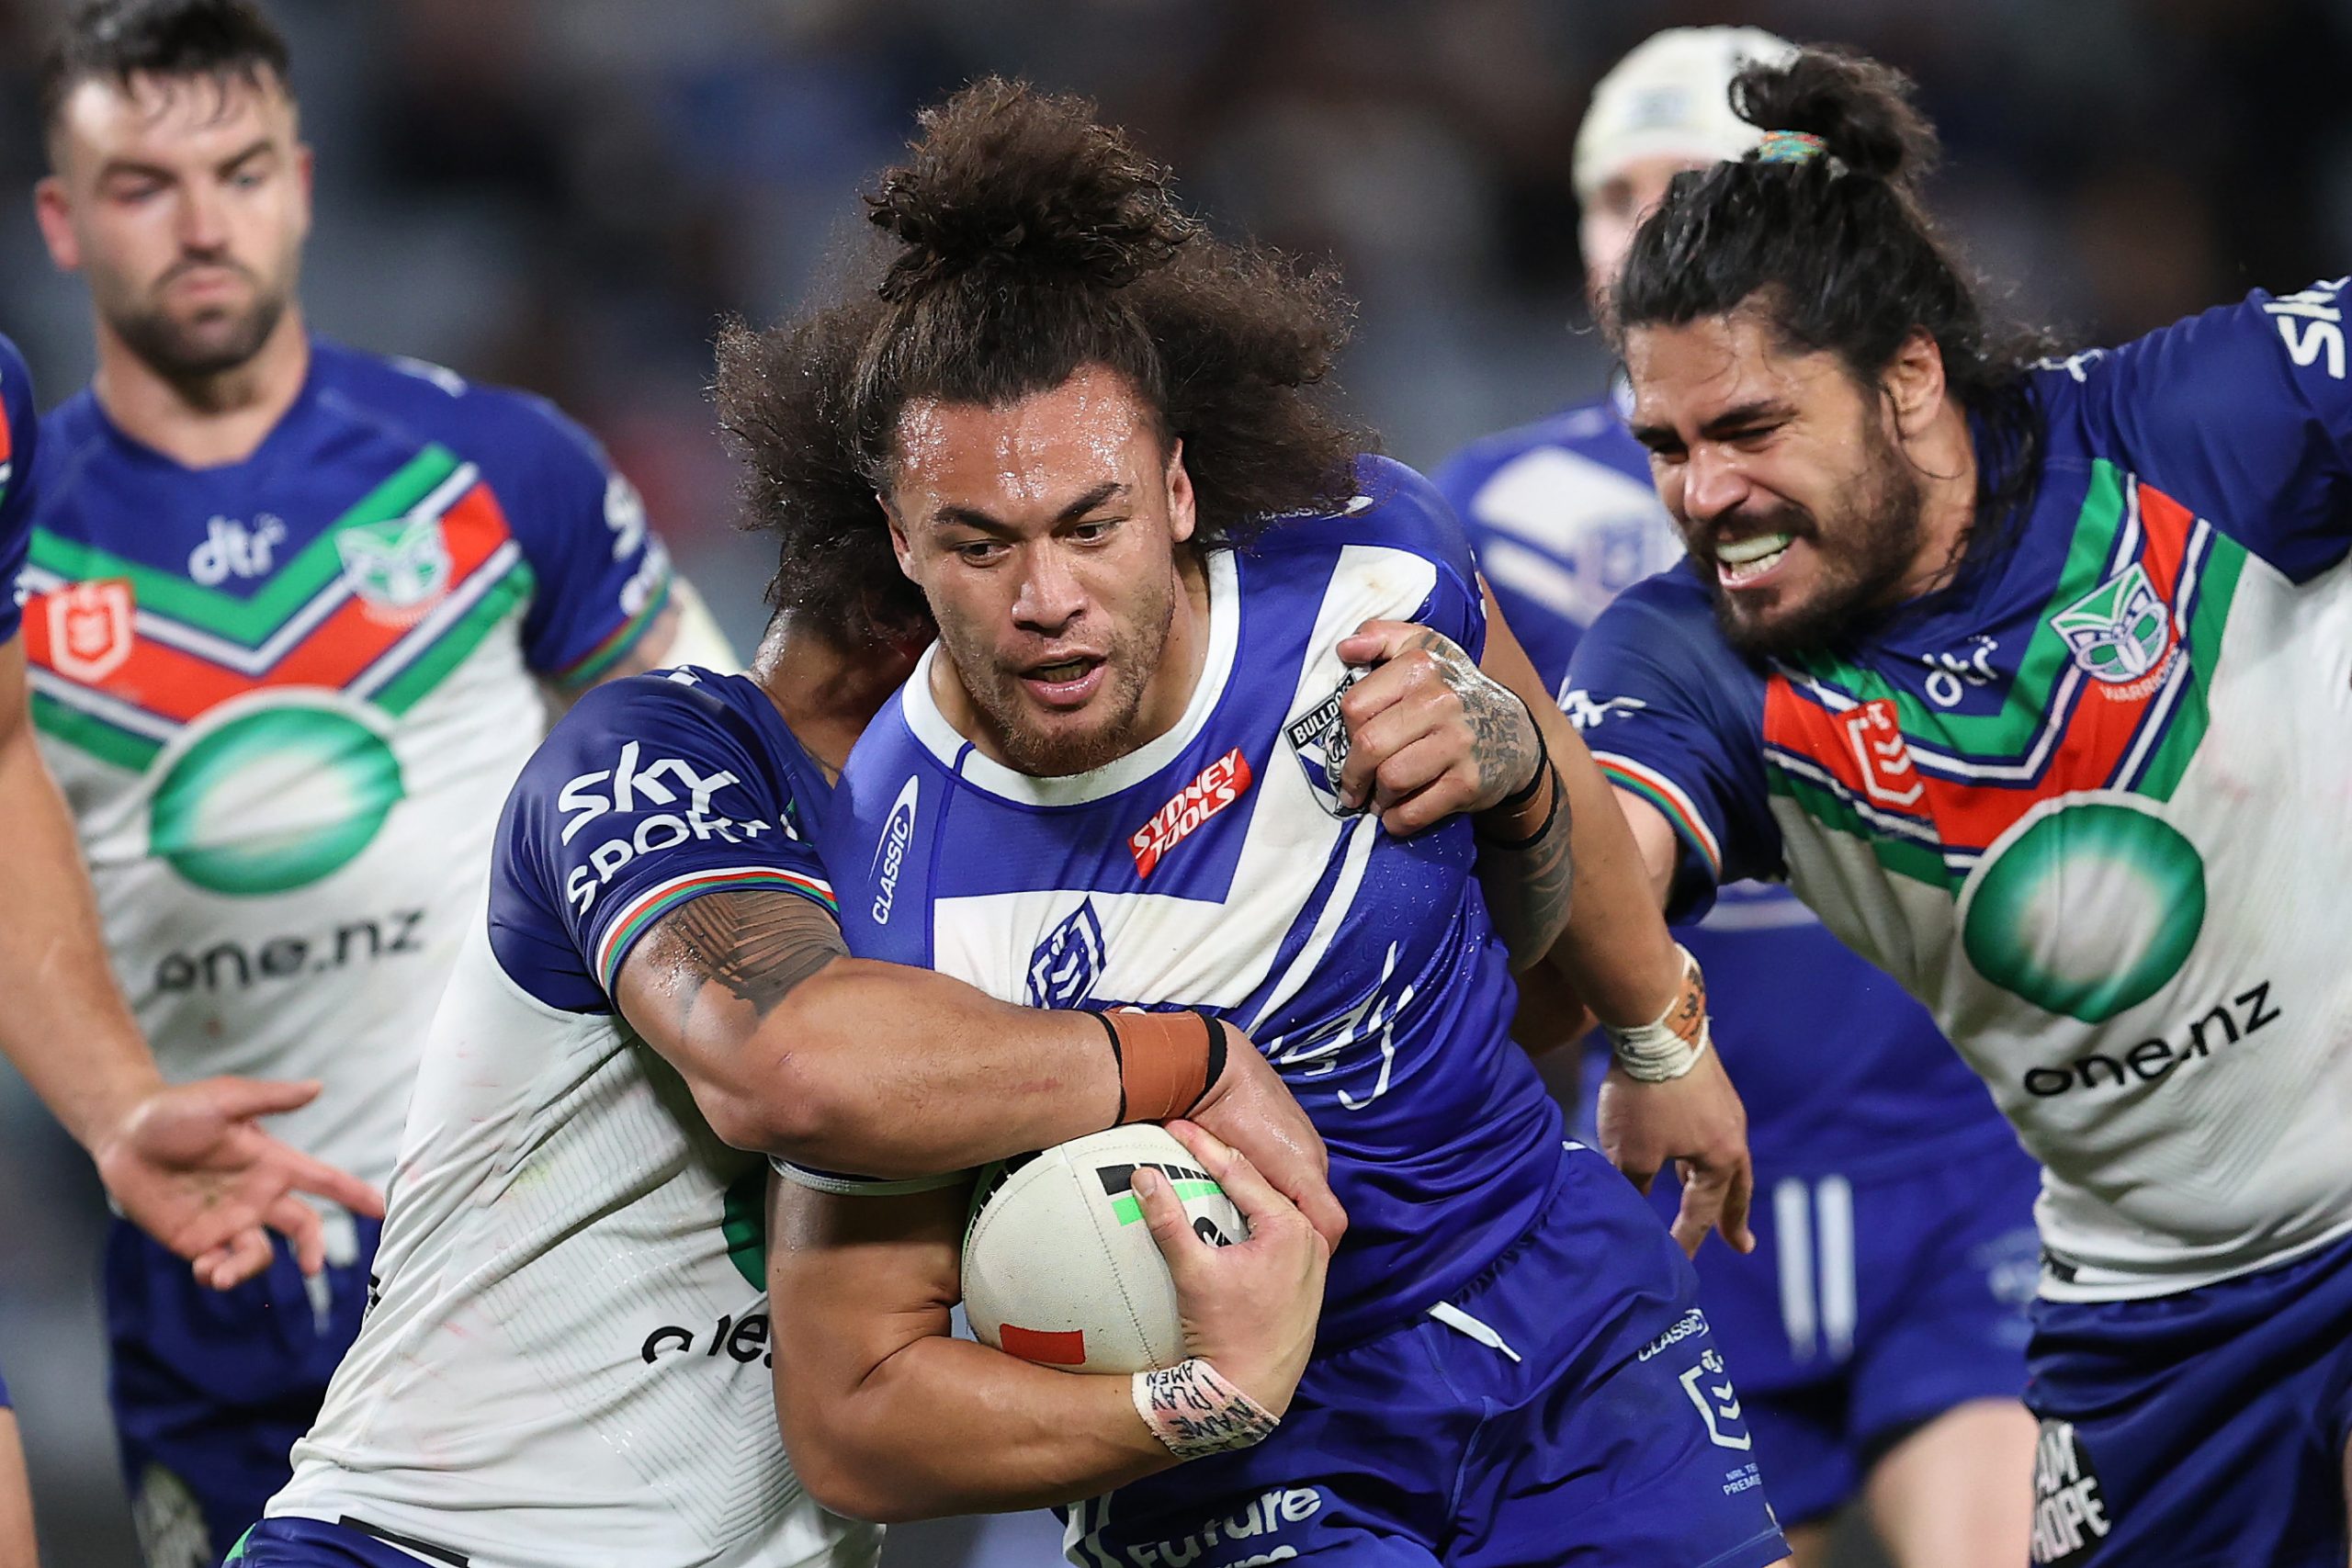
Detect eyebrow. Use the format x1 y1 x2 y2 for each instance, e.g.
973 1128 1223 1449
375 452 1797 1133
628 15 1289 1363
1629 399 1792 449
96 135 275 186
932 479 1127 534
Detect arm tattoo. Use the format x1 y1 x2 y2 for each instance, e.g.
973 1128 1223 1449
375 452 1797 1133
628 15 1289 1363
639 888 846 1021
1406 628 1539 806
1483 769 1575 953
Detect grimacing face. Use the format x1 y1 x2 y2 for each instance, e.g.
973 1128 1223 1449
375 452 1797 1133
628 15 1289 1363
1624 308 1927 658
37 70 311 381
884 365 1197 778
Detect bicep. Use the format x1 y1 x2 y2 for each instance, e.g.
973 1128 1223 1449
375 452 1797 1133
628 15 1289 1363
766 1172 967 1407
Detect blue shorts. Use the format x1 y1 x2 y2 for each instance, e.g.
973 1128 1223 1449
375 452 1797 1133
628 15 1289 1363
1645 1131 2041 1526
2024 1227 2352 1568
106 1213 380 1568
227 1516 447 1567
1066 1143 1790 1567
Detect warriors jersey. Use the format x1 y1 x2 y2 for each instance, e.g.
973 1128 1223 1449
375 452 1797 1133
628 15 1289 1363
819 457 1566 1345
27 339 673 1189
1435 396 2012 1177
271 670 874 1568
0 336 36 644
1568 280 2352 1302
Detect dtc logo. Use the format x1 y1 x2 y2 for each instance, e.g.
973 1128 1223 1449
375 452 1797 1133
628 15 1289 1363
2030 1419 2112 1565
188 514 286 585
1027 899 1106 1008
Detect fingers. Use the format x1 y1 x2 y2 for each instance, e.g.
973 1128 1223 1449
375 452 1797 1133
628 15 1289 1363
1374 735 1470 836
1336 619 1426 668
1721 1153 1757 1255
194 1076 326 1122
1162 1120 1299 1235
275 1149 388 1218
267 1192 328 1275
195 1226 273 1291
1133 1167 1212 1275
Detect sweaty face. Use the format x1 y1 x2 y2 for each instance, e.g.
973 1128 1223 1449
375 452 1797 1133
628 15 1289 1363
40 73 310 380
1625 310 1926 659
885 367 1197 777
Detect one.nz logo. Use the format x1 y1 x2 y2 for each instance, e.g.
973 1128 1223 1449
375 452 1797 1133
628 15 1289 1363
1027 898 1105 1008
1283 668 1363 818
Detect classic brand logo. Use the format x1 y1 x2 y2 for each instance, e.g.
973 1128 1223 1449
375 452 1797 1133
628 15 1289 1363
337 515 453 618
1130 748 1252 878
1283 669 1362 818
46 578 135 683
869 775 920 924
1841 696 1923 808
2052 561 2172 687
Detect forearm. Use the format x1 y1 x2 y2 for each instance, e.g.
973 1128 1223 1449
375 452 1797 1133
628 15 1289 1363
787 1333 1172 1522
1537 723 1683 1026
0 693 157 1150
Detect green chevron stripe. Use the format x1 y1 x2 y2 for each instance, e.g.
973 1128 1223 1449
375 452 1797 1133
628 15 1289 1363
29 690 162 772
1765 768 1958 892
28 446 462 644
2130 528 2249 803
371 559 537 716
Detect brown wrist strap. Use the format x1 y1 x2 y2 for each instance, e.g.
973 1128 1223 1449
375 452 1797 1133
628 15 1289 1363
1094 1009 1223 1123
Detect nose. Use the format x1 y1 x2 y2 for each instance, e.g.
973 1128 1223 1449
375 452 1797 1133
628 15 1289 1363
175 179 230 255
1011 540 1088 636
1681 443 1752 525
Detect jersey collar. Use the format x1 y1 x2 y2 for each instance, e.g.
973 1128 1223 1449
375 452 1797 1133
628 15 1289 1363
899 548 1241 807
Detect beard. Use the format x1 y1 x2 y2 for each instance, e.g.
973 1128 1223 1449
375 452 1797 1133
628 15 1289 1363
1693 422 1928 661
107 263 290 382
938 570 1178 778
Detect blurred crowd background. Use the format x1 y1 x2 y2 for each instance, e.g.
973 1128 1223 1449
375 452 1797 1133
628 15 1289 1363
0 0 2346 1562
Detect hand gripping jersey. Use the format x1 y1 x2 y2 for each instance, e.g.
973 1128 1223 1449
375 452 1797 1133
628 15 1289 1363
820 457 1566 1344
0 336 36 644
27 340 673 1190
1568 280 2352 1303
270 671 875 1568
1436 395 2012 1178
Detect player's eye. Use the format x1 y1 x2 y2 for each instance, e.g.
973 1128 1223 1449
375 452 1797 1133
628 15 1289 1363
1068 518 1120 544
954 540 1006 565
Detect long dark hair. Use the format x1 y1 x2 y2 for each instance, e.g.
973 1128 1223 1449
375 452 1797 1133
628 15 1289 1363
1613 47 2056 551
717 78 1371 646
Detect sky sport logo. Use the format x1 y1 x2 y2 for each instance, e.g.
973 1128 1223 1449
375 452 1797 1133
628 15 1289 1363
1130 748 1252 877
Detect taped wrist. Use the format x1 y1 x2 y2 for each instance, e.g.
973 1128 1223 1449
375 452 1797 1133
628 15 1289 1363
1131 1358 1280 1460
1602 943 1711 1082
1092 1010 1227 1124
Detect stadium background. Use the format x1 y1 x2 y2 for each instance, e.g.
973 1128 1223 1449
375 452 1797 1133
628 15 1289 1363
0 0 2346 1562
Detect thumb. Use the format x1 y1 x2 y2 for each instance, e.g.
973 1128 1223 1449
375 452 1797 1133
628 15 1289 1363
1337 619 1422 668
1669 1164 1728 1258
193 1077 325 1122
1134 1168 1208 1280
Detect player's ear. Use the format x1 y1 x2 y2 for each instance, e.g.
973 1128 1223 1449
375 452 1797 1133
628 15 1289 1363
1883 328 1946 441
1165 438 1195 547
33 175 80 274
879 492 919 581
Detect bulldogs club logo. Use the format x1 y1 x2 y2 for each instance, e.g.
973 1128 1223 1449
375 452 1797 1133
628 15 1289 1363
1283 669 1363 818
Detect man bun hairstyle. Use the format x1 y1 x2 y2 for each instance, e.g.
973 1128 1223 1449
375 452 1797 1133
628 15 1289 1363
40 0 292 140
718 78 1368 647
1614 46 2054 545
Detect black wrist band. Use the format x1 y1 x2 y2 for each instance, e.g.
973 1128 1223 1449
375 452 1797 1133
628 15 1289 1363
1490 697 1551 814
1187 1011 1229 1116
1476 762 1564 851
1089 1010 1127 1125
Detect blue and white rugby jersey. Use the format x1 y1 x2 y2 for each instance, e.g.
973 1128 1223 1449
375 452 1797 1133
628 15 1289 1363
823 457 1566 1345
0 336 37 645
275 670 876 1568
1435 396 2013 1179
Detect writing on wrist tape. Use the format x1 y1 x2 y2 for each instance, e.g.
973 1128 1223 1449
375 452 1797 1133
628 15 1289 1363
1131 1358 1280 1460
1602 943 1712 1082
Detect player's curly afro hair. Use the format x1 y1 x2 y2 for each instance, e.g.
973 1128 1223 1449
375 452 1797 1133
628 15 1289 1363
716 77 1371 648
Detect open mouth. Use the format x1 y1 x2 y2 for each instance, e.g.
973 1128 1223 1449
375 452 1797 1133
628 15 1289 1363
1713 530 1795 589
1019 655 1106 708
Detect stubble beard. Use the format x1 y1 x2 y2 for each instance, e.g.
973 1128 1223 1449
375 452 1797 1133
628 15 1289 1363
108 266 290 385
947 576 1177 779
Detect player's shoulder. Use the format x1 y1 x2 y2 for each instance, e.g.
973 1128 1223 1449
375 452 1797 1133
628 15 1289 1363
535 667 806 785
0 333 30 414
1251 453 1478 581
1434 401 1643 500
2029 278 2347 425
312 338 603 468
1572 563 1762 704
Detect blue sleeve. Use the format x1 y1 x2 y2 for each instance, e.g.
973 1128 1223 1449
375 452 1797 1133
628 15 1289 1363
0 338 39 646
487 672 834 1011
490 395 676 684
2060 278 2352 582
1561 571 1781 920
1351 454 1487 660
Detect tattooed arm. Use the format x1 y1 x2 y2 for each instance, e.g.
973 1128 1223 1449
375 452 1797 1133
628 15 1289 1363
612 889 1343 1247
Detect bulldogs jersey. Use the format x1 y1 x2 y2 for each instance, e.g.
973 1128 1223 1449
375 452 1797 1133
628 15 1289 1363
820 457 1566 1345
272 671 874 1568
0 337 35 644
1569 280 2352 1302
27 340 673 1189
1436 397 2012 1176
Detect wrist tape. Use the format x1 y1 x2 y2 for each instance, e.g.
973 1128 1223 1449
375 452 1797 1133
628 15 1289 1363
1602 943 1711 1082
1131 1358 1280 1460
1093 1010 1227 1124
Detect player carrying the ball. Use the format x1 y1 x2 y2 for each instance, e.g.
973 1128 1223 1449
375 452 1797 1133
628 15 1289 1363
743 83 1787 1568
1564 41 2352 1568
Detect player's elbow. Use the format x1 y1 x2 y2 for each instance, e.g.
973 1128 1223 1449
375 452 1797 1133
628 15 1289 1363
694 1045 850 1160
777 1389 932 1524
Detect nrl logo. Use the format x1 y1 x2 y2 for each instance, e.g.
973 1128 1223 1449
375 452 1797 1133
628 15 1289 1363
1282 668 1363 819
2052 562 2172 687
337 515 453 620
46 578 135 683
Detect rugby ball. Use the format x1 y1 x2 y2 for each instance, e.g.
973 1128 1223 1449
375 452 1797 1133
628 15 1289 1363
963 1124 1249 1374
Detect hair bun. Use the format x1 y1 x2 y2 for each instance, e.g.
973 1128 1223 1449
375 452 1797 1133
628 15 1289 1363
868 78 1197 301
1731 47 1938 188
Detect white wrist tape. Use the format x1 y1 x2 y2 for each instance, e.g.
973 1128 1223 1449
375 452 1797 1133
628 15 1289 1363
1131 1358 1280 1460
1603 944 1712 1082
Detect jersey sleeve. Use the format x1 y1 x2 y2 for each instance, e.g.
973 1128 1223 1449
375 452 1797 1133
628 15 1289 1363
1561 571 1781 921
1351 454 1488 660
492 396 677 685
489 672 835 1010
2062 277 2352 582
0 337 40 646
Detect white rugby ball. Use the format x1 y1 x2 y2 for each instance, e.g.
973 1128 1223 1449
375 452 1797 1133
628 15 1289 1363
963 1124 1249 1374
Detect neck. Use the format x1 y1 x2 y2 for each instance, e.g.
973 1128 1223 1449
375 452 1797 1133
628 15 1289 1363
91 306 310 468
1892 398 1983 601
755 614 924 783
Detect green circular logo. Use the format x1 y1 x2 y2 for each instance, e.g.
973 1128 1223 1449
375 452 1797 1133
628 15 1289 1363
1961 798 2205 1022
149 703 404 896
